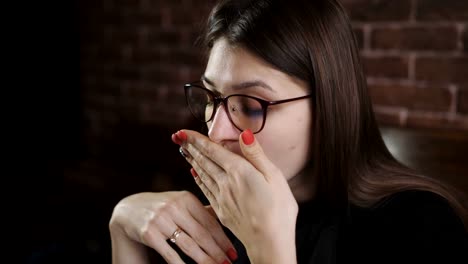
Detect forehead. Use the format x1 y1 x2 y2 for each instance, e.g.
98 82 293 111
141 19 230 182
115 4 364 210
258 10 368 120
204 39 308 95
205 39 278 81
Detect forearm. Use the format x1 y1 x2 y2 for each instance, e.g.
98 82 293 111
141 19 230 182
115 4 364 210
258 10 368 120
111 231 150 264
248 250 297 264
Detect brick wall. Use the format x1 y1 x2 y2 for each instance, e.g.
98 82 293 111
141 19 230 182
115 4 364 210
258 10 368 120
344 0 468 130
79 0 214 159
79 1 468 145
79 0 467 152
63 1 468 261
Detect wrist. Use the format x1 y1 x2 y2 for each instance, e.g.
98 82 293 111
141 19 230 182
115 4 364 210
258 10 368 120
246 238 297 264
245 230 297 264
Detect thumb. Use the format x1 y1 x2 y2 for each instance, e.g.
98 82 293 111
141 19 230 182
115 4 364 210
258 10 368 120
239 129 278 180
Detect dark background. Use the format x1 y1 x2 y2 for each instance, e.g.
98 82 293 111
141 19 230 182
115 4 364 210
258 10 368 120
19 0 467 263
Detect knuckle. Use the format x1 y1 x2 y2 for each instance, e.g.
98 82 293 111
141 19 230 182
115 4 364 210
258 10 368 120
217 182 227 196
156 201 173 216
140 227 153 244
202 141 214 157
205 175 216 187
198 171 207 182
192 149 202 162
173 190 194 205
217 212 230 227
204 189 214 201
170 191 193 208
149 214 163 232
180 190 194 199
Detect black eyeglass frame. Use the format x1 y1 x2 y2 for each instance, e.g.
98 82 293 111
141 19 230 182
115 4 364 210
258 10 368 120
184 82 314 134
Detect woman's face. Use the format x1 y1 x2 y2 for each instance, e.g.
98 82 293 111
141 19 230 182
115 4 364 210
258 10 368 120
202 38 313 181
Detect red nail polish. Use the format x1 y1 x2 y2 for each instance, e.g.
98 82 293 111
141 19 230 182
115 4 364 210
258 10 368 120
171 134 182 145
226 248 238 261
221 259 230 264
241 129 254 145
176 130 187 142
190 168 198 178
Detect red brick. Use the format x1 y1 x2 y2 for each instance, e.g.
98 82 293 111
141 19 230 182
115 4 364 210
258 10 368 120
113 65 142 81
363 56 408 78
371 26 458 51
120 81 161 99
341 0 411 21
406 113 468 131
105 26 141 46
147 29 184 44
417 0 468 21
459 89 468 115
132 47 162 64
415 57 468 83
368 84 451 112
143 66 187 84
373 109 401 127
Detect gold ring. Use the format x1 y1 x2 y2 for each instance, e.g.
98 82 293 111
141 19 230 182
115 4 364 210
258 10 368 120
169 228 182 243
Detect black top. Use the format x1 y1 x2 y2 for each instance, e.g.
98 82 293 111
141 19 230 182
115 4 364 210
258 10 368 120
226 190 468 263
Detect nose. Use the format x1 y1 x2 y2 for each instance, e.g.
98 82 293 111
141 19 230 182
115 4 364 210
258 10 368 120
207 104 240 143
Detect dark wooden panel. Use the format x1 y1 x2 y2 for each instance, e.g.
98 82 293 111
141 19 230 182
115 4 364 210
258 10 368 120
380 126 468 195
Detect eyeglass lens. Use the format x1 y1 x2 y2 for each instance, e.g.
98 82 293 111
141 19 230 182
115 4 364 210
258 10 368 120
186 86 265 132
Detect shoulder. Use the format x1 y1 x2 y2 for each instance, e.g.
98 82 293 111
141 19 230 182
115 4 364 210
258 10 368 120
347 190 468 263
372 190 462 221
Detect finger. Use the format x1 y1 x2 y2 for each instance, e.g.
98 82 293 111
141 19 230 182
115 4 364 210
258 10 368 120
185 196 237 260
184 142 227 184
204 205 218 219
181 130 243 173
192 167 219 209
190 158 220 197
157 218 218 264
141 228 185 264
173 205 231 264
239 129 280 182
168 230 218 264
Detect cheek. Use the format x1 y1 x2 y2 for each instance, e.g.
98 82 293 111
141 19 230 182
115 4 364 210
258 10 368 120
257 111 312 179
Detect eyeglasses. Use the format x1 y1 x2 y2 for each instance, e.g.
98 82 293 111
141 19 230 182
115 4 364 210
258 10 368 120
184 82 313 134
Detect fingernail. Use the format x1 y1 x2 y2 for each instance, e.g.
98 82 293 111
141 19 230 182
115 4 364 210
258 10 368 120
241 129 254 145
190 168 198 178
226 248 238 261
221 259 230 264
171 133 182 145
176 130 187 142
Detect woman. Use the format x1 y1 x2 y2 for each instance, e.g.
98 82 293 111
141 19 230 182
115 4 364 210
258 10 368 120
109 0 468 263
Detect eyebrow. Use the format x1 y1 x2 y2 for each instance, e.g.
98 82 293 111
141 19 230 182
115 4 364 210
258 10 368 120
201 75 275 93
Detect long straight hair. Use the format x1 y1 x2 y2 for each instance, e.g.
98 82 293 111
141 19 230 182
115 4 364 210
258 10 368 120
199 0 467 227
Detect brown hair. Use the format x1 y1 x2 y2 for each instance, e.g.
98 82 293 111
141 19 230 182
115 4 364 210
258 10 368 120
199 0 467 227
